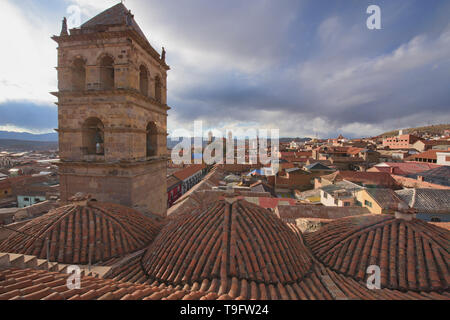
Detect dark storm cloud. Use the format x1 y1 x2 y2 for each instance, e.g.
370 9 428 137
0 101 57 132
148 0 450 137
4 0 450 137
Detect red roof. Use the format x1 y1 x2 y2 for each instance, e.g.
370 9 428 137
0 267 219 300
391 174 450 190
346 147 365 155
244 197 297 209
322 171 398 188
276 204 370 221
142 199 312 286
0 201 162 265
370 162 440 176
305 215 450 291
172 164 206 181
408 150 450 161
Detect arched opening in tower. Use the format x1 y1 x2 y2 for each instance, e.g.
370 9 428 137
82 117 105 155
72 58 86 91
154 75 162 103
139 65 149 96
100 55 115 90
146 122 158 157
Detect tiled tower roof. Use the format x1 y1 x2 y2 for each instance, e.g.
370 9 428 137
142 198 312 287
0 202 162 265
305 215 450 292
80 3 148 43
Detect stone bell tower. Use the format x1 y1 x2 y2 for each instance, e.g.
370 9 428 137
52 3 169 216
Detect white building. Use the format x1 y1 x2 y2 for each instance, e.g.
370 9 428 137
436 152 450 165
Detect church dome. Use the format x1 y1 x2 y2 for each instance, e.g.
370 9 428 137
142 198 312 287
305 214 450 291
0 200 162 265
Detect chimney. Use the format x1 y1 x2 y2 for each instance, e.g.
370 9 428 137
417 175 424 182
389 167 395 174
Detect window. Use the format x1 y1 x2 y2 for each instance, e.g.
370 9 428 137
139 65 149 96
344 202 350 206
364 200 372 208
100 55 114 90
154 75 162 103
24 197 29 201
72 58 86 91
146 122 158 157
431 217 441 222
82 117 105 155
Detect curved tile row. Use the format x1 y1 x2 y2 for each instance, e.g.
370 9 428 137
142 199 313 286
0 202 162 265
305 215 450 292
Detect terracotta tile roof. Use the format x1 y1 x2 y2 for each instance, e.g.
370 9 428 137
305 215 450 292
395 189 450 214
2 218 449 299
321 171 398 188
429 222 450 231
346 147 365 155
370 162 440 176
168 189 271 217
80 3 149 44
406 166 450 187
218 164 262 173
0 267 220 300
0 202 162 265
276 205 370 222
143 199 313 287
391 174 450 190
249 181 275 195
364 188 407 210
166 175 181 189
407 150 449 161
172 164 206 181
244 197 297 209
104 250 150 285
2 259 449 300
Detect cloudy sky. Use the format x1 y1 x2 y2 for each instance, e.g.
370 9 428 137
0 0 449 138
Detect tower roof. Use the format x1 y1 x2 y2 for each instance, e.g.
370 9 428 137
80 3 148 43
305 214 450 291
0 201 162 265
142 198 312 286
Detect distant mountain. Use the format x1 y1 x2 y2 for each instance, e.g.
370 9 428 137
0 131 58 141
0 139 58 152
380 124 450 138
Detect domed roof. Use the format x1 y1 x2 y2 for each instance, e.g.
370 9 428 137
142 198 312 286
305 214 450 291
0 201 162 265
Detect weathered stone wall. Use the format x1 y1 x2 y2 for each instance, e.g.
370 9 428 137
59 160 167 216
57 36 167 104
58 96 167 161
56 29 169 216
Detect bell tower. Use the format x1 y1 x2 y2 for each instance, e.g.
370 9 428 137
52 3 169 216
